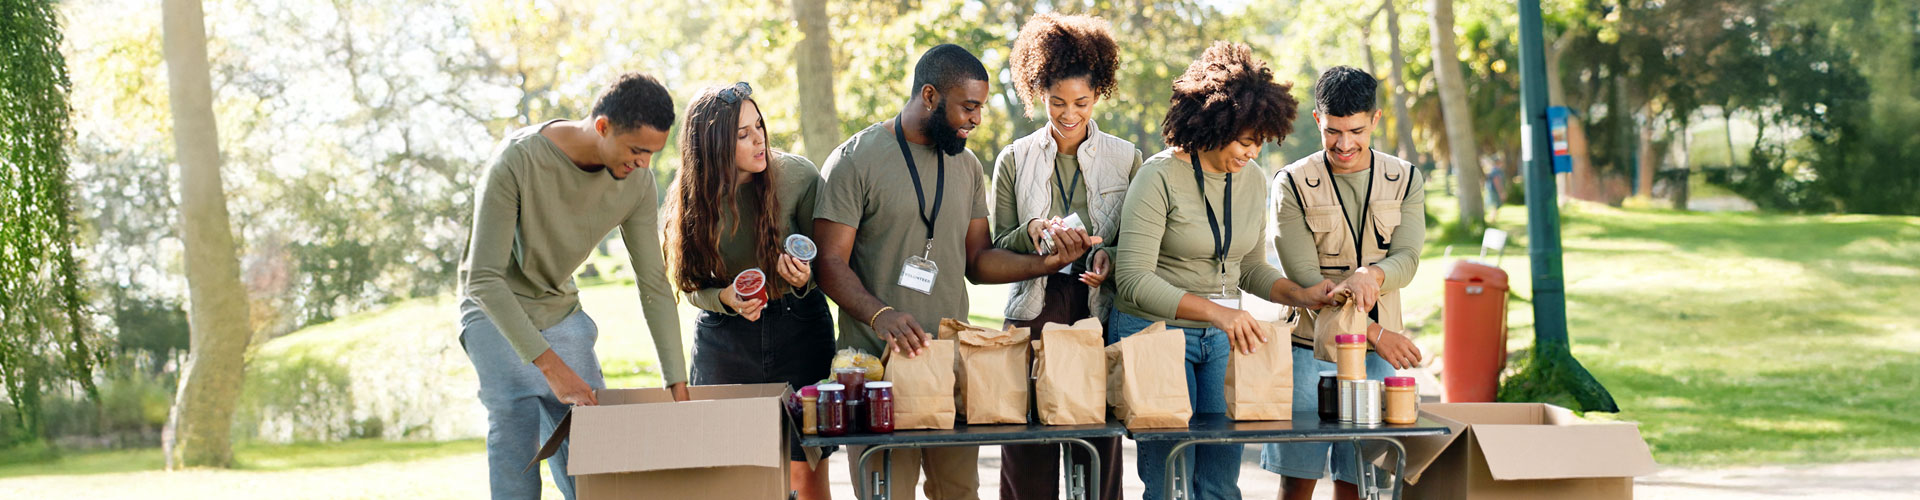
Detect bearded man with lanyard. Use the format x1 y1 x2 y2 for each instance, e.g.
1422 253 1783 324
1260 66 1429 500
812 44 1097 500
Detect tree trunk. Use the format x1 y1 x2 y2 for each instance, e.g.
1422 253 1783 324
1383 0 1418 163
791 0 838 165
1429 0 1485 229
163 0 254 469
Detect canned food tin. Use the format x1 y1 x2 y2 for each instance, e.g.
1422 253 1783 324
1339 379 1358 423
1353 380 1383 426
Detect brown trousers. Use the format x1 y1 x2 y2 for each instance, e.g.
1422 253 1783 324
1000 277 1124 500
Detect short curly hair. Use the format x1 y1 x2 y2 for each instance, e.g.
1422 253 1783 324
1009 13 1121 118
590 72 676 132
1160 42 1299 152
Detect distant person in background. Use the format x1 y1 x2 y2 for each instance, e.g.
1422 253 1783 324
457 72 690 500
1107 42 1342 500
1262 65 1428 500
991 13 1139 500
663 82 834 500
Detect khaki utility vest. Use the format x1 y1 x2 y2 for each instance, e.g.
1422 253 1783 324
1280 150 1415 361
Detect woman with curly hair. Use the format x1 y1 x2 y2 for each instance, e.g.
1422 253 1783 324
1108 42 1343 499
662 82 835 500
990 13 1138 500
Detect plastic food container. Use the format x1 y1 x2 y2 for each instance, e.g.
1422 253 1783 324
733 268 768 304
1336 333 1369 381
1384 376 1418 424
785 234 818 263
1317 370 1339 421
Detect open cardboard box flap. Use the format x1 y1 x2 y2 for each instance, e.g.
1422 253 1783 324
530 384 791 476
1391 403 1656 485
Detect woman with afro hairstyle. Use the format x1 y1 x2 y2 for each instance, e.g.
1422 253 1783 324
989 13 1138 500
1107 42 1344 499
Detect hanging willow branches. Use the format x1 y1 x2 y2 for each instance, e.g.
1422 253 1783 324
1 0 101 438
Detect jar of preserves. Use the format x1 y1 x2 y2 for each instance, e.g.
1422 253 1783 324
817 383 847 437
865 381 895 433
834 367 868 432
1317 371 1339 421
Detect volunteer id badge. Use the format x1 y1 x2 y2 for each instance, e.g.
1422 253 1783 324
899 255 938 295
1204 291 1242 310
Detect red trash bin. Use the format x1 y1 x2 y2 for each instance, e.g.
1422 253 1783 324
1442 261 1510 402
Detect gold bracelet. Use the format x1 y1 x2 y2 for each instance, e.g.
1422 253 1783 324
868 306 895 327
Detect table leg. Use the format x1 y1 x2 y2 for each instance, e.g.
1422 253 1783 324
1164 440 1202 500
1062 438 1101 500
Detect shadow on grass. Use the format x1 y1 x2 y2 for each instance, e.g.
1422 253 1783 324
0 439 484 479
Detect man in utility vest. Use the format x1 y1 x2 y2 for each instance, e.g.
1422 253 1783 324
1260 66 1429 500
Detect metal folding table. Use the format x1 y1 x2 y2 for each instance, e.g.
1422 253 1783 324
1127 412 1451 500
801 421 1126 500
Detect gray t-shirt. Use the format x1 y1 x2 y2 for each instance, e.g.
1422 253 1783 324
815 122 990 355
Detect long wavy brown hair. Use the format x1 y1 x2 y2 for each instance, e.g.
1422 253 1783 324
664 85 785 296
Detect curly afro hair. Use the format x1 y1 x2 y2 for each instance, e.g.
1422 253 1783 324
1008 13 1121 118
1160 42 1299 152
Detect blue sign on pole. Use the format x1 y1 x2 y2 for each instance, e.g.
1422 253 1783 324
1548 106 1572 173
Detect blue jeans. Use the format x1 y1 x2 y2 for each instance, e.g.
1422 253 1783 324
1108 310 1239 500
460 304 605 500
1259 345 1395 485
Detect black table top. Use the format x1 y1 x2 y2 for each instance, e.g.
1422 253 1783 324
798 412 1448 447
800 420 1128 447
1126 412 1451 442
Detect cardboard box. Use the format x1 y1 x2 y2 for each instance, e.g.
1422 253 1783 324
531 384 799 500
1388 403 1657 499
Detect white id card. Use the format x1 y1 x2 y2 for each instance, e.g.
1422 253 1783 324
1204 291 1242 310
899 255 938 295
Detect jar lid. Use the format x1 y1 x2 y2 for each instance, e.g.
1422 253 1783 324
818 383 845 391
1385 376 1416 387
834 366 867 373
799 385 819 397
1318 370 1337 377
866 381 893 389
1336 334 1368 344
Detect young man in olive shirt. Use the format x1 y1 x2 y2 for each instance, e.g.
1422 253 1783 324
812 44 1097 500
458 73 691 500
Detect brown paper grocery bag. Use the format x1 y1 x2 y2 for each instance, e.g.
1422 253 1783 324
1312 299 1370 362
1034 318 1106 425
952 319 1031 424
1107 321 1191 429
1225 317 1296 421
882 338 957 430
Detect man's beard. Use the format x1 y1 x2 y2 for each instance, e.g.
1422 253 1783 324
921 99 971 157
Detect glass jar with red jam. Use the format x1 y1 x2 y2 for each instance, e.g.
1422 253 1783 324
865 381 895 433
816 383 847 437
834 367 868 432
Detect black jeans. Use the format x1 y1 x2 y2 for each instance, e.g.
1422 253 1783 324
691 290 837 461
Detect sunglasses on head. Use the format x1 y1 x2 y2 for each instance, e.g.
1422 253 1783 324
718 82 753 104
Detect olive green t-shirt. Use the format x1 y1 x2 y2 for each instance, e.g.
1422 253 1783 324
685 153 823 314
815 122 990 355
1111 148 1288 328
458 120 687 384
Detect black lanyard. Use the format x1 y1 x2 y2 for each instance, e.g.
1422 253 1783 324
894 118 946 241
1189 151 1232 264
1053 162 1083 213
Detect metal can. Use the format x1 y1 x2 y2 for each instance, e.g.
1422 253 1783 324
1339 379 1358 423
1353 379 1384 426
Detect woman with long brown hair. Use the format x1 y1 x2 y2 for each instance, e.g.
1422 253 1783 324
663 82 834 500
